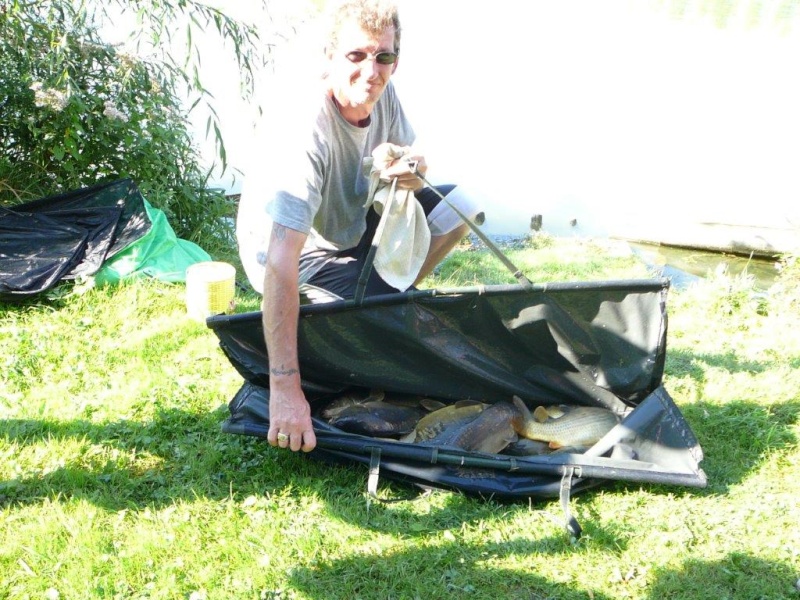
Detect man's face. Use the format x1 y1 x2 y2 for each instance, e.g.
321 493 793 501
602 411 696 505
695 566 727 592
328 21 398 111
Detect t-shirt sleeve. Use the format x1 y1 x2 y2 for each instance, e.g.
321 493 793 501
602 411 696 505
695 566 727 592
386 83 416 148
266 144 326 235
259 103 329 235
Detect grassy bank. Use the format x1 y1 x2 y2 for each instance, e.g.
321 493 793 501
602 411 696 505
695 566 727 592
1 237 798 599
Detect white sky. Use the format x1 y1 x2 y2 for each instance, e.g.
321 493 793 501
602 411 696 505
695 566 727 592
183 0 800 236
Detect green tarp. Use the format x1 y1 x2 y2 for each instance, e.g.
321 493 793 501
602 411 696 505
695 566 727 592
94 198 210 285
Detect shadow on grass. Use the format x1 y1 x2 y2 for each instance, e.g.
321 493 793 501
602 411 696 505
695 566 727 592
285 542 798 599
0 408 321 511
646 552 798 599
666 348 771 381
288 537 618 600
680 398 799 492
0 408 566 524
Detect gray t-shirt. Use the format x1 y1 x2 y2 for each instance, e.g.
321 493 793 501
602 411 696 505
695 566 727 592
237 81 415 291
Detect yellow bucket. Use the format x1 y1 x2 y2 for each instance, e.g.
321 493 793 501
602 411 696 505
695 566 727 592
185 261 236 321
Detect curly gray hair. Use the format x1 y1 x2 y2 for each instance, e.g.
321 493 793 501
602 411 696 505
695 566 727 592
324 0 402 55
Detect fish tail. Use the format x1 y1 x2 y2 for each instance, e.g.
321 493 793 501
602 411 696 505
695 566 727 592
511 395 534 431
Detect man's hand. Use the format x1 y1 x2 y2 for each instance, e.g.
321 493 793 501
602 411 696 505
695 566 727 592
372 142 427 191
267 382 317 452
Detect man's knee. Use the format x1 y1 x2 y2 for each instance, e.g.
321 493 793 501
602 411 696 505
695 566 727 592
426 188 484 237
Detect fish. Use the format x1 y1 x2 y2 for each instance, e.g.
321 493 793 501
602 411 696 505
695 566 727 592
400 399 487 443
320 389 385 420
327 400 428 437
420 401 520 454
324 390 619 452
321 390 446 437
512 396 620 449
503 438 595 456
502 438 553 456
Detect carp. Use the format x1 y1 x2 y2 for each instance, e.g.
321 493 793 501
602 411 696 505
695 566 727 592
322 390 445 438
320 389 386 421
400 399 487 443
503 439 593 456
512 396 620 449
502 438 553 456
419 401 520 454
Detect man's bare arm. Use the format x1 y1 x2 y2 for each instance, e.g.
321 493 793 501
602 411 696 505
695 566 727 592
262 222 317 452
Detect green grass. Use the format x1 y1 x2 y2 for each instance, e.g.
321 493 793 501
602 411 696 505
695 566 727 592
424 234 650 287
2 238 799 600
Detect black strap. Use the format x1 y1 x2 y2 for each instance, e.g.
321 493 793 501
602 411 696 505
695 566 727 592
560 466 583 539
363 445 426 509
366 446 382 514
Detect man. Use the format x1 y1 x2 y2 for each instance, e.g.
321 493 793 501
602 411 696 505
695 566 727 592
236 0 481 453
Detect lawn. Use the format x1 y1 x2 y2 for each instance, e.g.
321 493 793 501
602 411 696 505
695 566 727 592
2 236 798 600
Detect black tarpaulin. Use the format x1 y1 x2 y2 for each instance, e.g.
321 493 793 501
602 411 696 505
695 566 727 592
0 179 150 299
208 280 706 509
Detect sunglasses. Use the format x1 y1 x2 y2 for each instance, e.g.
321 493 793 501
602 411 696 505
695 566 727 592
345 50 398 65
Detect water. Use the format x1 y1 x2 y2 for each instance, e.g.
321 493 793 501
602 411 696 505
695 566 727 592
627 241 780 290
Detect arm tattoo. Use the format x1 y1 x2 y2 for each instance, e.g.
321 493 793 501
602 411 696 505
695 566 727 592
272 223 287 241
270 365 299 377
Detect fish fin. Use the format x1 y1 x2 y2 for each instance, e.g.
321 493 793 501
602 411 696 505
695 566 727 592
511 395 531 417
420 398 446 412
548 441 563 449
454 399 484 408
367 389 385 401
546 406 566 419
532 406 550 423
398 432 415 443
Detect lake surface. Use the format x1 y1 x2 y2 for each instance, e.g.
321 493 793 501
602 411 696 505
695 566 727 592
627 241 780 290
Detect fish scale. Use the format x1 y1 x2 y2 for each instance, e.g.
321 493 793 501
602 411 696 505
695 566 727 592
513 397 620 448
402 401 486 443
423 402 520 454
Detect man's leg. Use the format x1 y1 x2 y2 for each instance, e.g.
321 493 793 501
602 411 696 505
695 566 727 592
413 185 482 285
414 223 470 285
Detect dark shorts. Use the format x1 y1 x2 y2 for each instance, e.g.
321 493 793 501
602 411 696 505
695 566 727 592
301 185 455 301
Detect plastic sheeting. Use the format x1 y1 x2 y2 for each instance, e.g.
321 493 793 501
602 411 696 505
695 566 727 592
0 179 210 299
1 179 149 298
208 280 706 504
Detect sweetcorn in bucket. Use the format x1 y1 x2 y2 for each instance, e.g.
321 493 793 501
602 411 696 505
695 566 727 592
186 261 236 321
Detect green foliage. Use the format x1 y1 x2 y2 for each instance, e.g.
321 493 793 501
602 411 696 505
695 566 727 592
772 249 800 313
0 0 270 257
